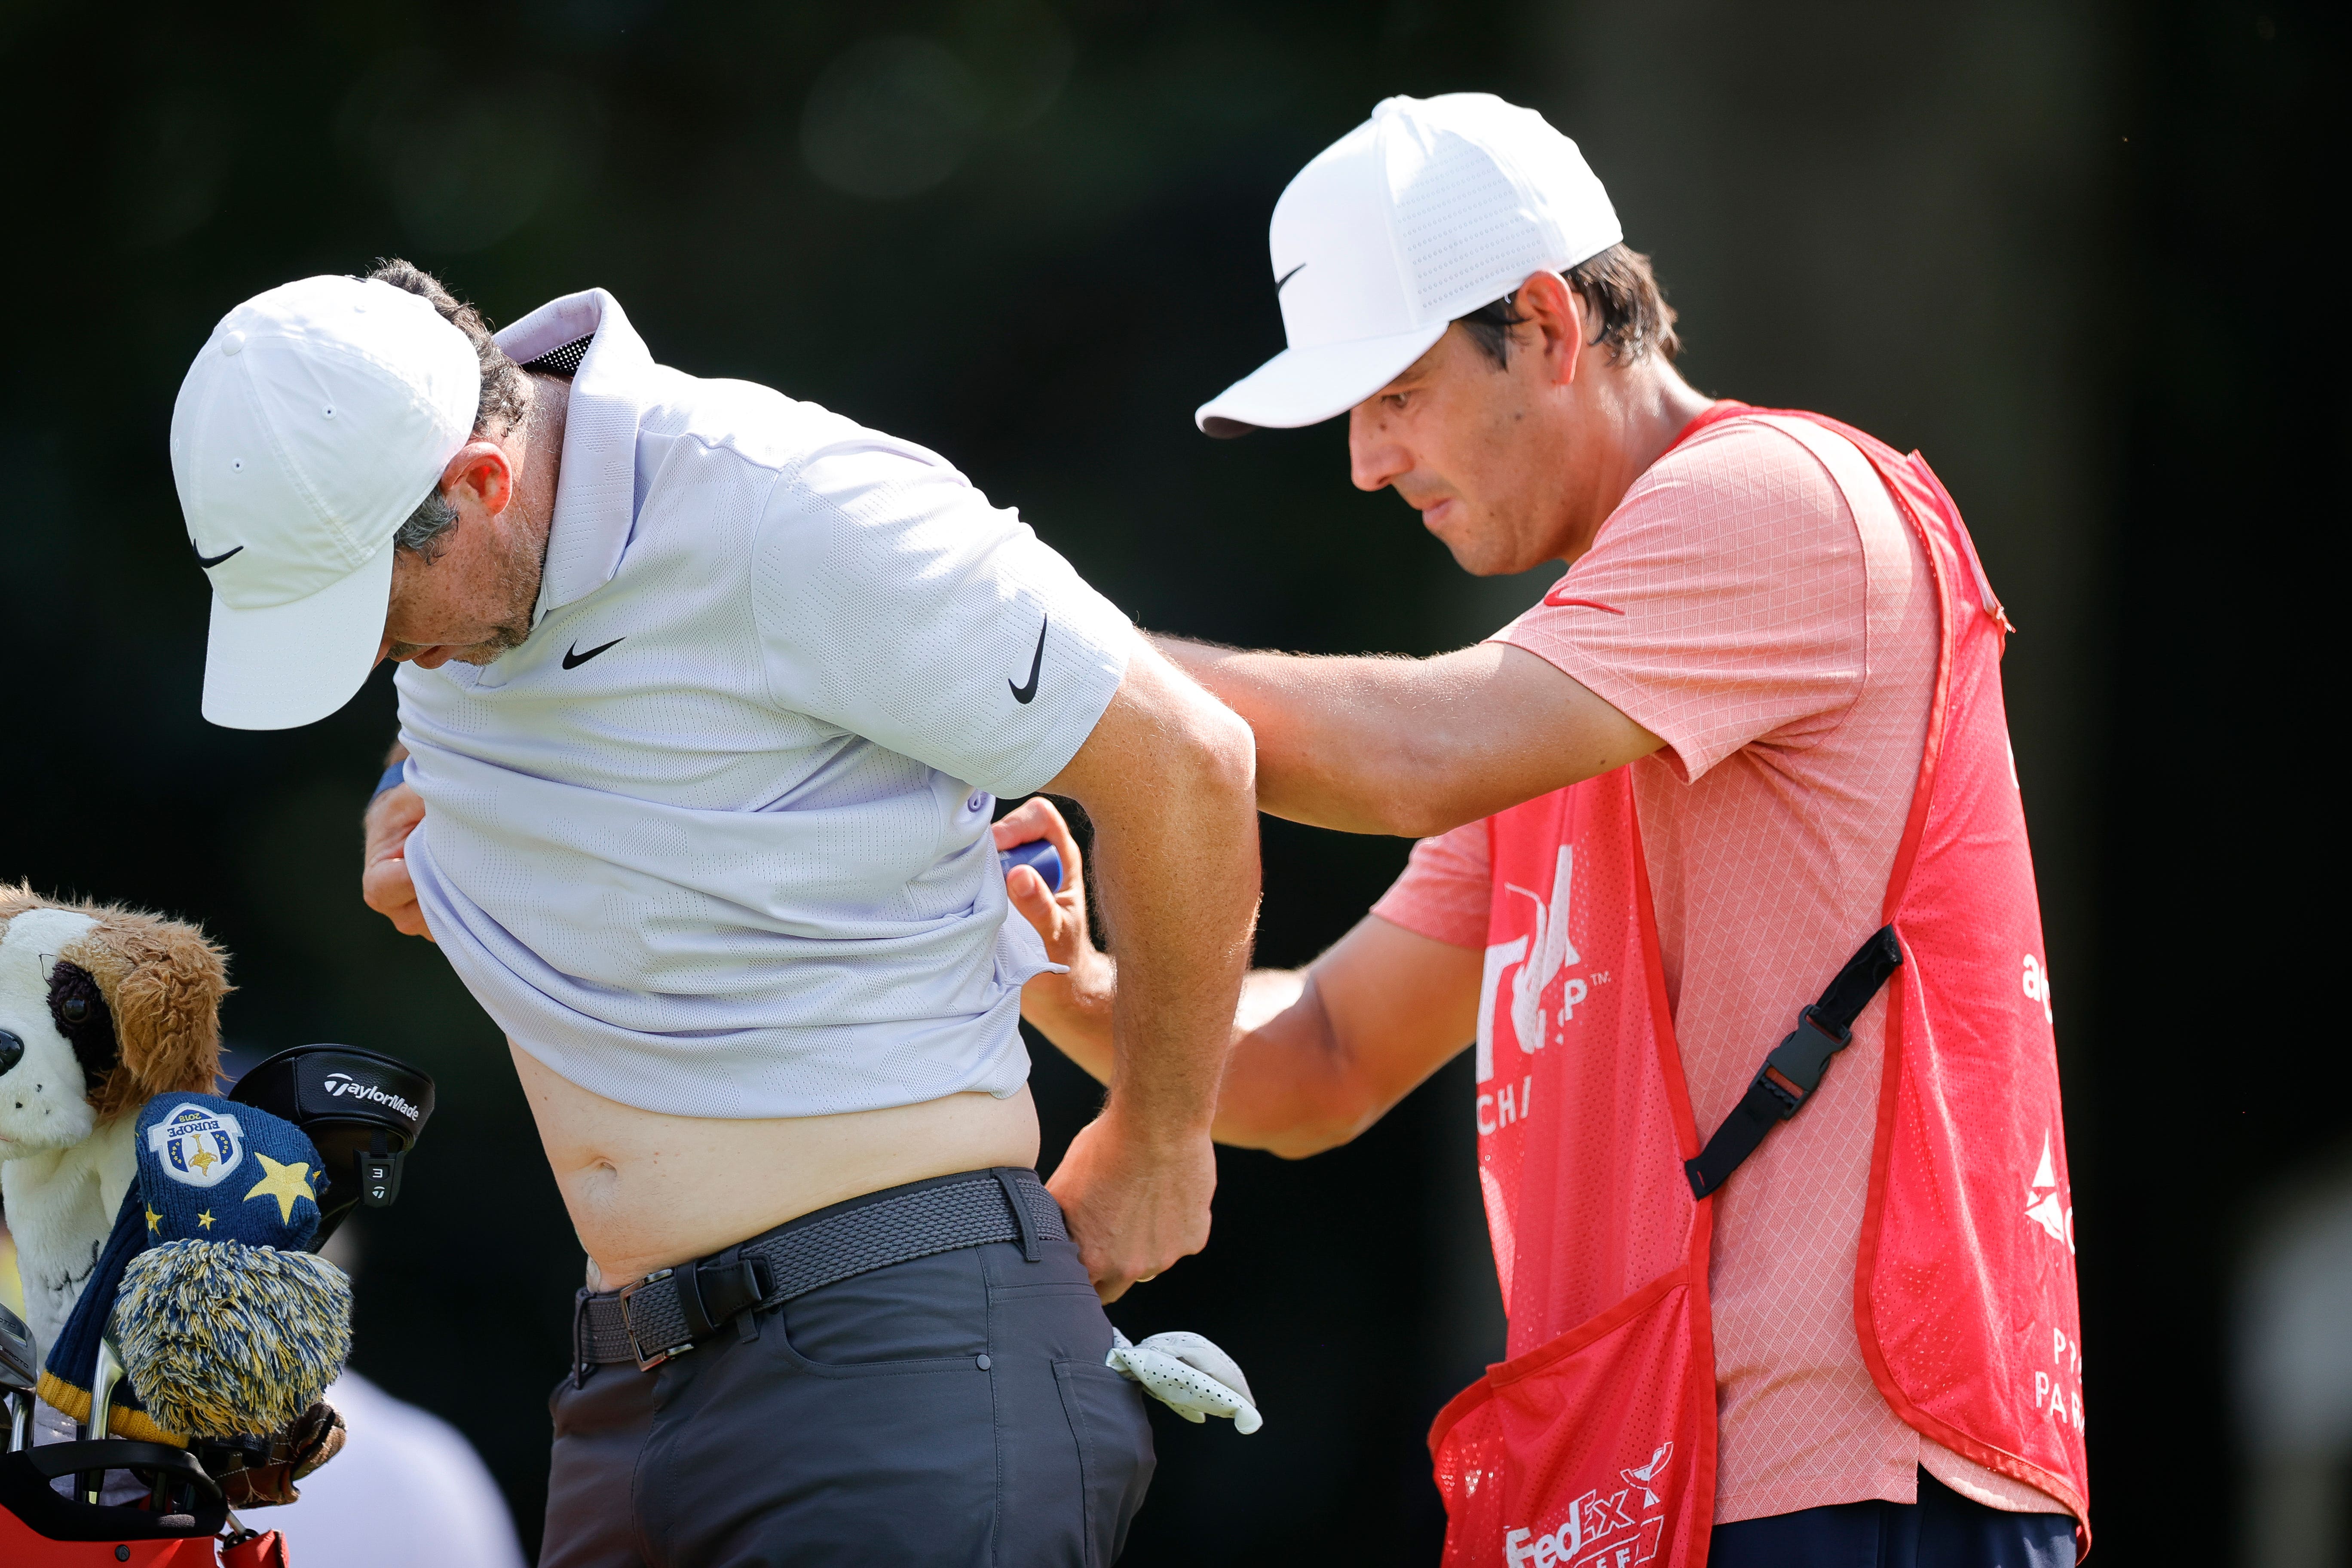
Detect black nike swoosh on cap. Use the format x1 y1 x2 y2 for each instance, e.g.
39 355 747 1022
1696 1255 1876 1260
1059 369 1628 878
1276 263 1307 292
1009 618 1047 704
193 542 243 570
562 637 625 669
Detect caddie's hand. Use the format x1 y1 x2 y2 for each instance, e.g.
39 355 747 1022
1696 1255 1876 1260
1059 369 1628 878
996 796 1108 1024
1048 1106 1214 1303
361 784 435 942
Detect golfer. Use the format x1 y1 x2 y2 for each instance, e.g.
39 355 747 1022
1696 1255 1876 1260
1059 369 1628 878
1007 95 2087 1566
173 260 1259 1565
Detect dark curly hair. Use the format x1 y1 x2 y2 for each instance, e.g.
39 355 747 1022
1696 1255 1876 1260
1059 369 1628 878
1457 242 1681 370
368 258 533 561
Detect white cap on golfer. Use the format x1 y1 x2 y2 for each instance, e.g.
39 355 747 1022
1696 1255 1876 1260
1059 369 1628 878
172 274 479 729
1196 92 1622 438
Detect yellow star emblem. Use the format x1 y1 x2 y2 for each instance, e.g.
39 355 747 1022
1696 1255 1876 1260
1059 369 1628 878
196 1210 214 1231
242 1153 317 1225
144 1204 161 1234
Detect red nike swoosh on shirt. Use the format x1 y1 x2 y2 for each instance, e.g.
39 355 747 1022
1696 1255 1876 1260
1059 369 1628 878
1540 591 1626 613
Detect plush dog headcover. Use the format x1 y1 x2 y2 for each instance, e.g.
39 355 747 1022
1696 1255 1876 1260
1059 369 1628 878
0 883 230 1117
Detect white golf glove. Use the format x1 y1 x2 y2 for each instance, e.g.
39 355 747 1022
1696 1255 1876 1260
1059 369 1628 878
1106 1329 1262 1434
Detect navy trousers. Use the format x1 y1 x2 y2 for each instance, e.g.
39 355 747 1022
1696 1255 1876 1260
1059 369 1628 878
1705 1468 2075 1568
541 1206 1153 1567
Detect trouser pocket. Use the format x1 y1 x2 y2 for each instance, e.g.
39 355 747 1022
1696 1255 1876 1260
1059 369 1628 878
1055 1360 1156 1566
642 1330 998 1567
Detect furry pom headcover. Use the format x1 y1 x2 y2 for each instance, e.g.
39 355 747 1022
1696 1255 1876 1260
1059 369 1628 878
112 1241 352 1439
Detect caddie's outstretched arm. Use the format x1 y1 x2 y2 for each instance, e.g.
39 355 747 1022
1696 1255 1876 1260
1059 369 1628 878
1153 638 1661 839
1007 797 1478 1160
1032 643 1260 1300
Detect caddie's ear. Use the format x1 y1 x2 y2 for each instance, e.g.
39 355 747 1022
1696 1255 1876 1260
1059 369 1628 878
1511 270 1586 388
65 912 232 1123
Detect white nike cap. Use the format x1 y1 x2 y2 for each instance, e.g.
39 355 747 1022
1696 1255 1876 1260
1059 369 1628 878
1196 93 1622 437
173 275 480 729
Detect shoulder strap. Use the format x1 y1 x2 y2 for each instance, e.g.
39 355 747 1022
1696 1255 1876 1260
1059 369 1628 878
1684 926 1904 1198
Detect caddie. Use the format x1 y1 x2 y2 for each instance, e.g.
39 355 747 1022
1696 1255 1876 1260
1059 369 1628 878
171 259 1260 1565
1004 94 2088 1567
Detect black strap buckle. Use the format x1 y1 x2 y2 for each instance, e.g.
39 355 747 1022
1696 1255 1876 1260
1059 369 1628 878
1684 926 1904 1201
1755 1007 1851 1115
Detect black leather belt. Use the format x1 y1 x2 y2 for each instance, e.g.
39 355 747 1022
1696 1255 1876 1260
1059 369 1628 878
572 1168 1067 1378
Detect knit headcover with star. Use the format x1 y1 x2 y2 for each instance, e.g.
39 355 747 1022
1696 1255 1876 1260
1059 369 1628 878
39 1093 348 1443
137 1093 324 1248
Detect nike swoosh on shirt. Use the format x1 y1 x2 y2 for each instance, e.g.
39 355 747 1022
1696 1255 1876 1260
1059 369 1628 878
192 542 243 570
1009 618 1047 704
1276 263 1307 293
562 637 625 669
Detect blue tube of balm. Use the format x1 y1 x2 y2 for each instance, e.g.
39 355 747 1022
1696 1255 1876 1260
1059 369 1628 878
998 839 1064 893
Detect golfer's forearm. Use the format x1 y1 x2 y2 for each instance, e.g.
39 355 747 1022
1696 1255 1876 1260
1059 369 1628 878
1081 726 1259 1143
1153 637 1455 835
1031 645 1260 1137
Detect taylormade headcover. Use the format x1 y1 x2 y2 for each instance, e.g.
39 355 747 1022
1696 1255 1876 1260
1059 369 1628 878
110 1093 353 1437
1107 1328 1262 1433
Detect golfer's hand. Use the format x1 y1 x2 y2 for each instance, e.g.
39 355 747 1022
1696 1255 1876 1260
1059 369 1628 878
361 784 435 941
1049 1108 1215 1303
996 797 1111 1038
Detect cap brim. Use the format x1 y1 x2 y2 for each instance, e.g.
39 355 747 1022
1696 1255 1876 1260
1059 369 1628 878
201 543 395 730
1194 322 1449 438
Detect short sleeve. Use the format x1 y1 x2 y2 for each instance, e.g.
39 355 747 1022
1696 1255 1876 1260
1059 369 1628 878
751 435 1132 797
1492 418 1869 783
1369 821 1491 951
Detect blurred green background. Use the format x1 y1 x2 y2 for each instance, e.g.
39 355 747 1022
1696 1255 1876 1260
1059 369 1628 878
0 0 2339 1562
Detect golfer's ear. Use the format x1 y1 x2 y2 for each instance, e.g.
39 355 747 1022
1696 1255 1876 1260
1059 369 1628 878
75 914 230 1119
443 441 517 518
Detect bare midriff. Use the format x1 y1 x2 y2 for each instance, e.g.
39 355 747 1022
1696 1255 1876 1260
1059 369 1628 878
508 1042 1042 1286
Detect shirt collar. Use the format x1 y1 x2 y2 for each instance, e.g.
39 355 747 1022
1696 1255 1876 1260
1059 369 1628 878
494 289 655 618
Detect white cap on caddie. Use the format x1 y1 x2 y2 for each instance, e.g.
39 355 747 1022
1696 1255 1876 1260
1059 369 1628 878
1197 93 1622 437
172 274 480 729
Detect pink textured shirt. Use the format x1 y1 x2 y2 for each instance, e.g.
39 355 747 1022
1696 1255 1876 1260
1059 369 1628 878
1371 412 2060 1524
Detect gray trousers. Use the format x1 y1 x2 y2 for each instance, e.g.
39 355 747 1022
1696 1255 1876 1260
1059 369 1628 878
541 1182 1155 1567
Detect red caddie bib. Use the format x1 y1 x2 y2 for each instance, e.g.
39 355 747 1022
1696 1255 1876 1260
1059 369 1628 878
1427 407 2090 1567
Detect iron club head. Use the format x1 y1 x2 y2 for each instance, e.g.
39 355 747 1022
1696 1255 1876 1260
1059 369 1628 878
0 1300 36 1455
0 1301 35 1393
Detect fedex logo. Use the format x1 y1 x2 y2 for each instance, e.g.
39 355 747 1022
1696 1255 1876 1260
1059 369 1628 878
1504 1445 1672 1568
1505 1500 1663 1568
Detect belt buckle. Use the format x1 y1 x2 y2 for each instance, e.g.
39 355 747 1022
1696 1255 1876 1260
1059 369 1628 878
618 1268 697 1371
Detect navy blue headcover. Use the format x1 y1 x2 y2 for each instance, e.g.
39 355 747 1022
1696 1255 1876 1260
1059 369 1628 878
136 1093 324 1249
39 1093 332 1442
